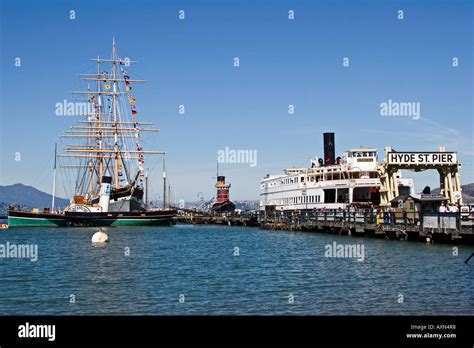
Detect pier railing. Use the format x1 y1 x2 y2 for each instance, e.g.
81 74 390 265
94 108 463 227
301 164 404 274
258 210 462 231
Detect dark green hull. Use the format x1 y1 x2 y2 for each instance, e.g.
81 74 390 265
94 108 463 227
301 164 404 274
7 209 176 227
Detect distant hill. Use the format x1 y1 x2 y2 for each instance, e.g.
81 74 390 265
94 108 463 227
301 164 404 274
0 183 69 214
432 183 474 204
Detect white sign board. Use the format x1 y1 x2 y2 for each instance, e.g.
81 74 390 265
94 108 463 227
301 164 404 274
388 152 457 165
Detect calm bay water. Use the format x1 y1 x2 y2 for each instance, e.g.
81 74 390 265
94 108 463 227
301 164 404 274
0 224 472 315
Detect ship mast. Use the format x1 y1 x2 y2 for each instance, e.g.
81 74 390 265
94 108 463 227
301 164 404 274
112 37 119 188
87 82 94 196
96 55 103 191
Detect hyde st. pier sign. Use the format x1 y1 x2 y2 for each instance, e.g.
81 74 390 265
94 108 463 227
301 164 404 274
387 152 458 166
379 148 462 206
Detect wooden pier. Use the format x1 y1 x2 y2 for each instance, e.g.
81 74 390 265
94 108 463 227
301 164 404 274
175 211 259 227
175 210 474 245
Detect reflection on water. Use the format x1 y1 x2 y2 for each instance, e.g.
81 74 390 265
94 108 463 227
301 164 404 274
0 225 472 315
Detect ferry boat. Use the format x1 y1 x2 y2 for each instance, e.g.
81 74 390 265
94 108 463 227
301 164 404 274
260 133 415 212
8 39 176 227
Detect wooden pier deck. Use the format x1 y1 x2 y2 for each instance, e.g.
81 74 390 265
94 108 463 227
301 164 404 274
175 210 474 245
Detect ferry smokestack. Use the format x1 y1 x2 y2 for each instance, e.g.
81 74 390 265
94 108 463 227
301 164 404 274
99 176 112 212
323 132 335 165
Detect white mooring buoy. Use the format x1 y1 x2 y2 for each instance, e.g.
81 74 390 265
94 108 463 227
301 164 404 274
92 228 109 244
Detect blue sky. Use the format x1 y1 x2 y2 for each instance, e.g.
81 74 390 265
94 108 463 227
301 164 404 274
1 0 473 202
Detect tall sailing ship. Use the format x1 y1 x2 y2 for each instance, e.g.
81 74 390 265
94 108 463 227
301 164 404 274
8 40 176 227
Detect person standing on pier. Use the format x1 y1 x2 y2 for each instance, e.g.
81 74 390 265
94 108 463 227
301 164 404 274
439 202 447 213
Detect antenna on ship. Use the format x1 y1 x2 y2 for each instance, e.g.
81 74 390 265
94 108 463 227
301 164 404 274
145 168 148 208
163 157 167 209
51 142 57 213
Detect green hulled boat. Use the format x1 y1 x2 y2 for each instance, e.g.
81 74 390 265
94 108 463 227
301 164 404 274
8 208 176 227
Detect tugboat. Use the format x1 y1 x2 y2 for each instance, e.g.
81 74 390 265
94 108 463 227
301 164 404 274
8 39 176 227
211 174 236 213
